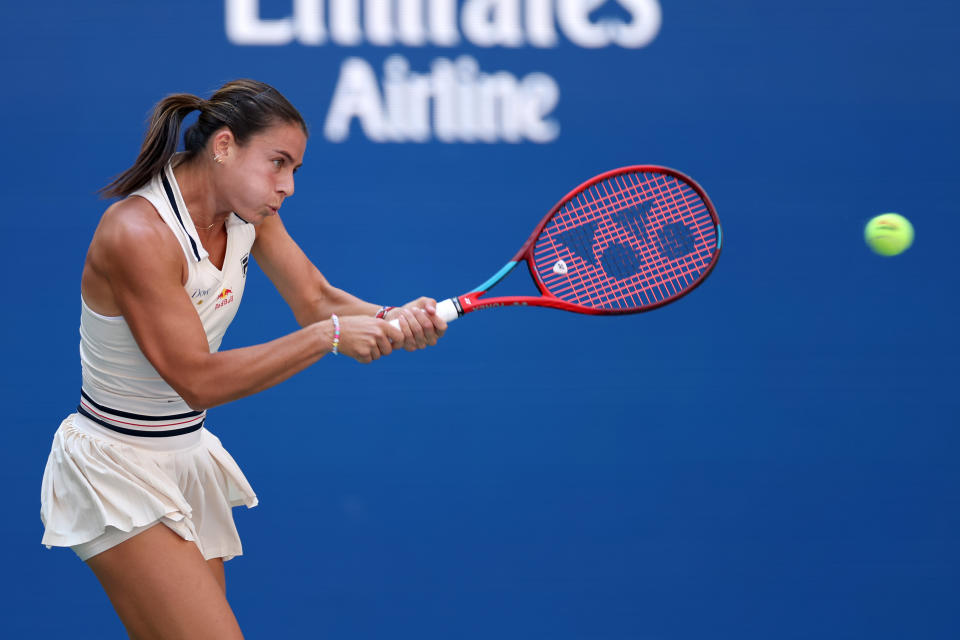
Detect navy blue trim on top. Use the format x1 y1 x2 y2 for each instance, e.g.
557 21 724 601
80 389 202 421
160 170 202 262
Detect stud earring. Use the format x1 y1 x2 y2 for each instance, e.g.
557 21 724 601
213 154 224 164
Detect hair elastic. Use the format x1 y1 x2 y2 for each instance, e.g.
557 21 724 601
375 306 395 319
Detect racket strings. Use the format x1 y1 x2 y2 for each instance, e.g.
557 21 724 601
533 170 718 311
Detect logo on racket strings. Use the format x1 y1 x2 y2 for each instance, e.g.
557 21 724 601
550 199 698 281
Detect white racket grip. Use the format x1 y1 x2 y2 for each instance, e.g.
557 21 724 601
435 298 460 323
387 298 460 329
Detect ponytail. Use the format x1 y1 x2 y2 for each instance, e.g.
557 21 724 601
100 80 307 200
100 94 205 198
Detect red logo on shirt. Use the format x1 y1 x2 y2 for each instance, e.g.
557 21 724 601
215 288 235 310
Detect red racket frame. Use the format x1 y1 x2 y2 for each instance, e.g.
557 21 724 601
451 165 722 317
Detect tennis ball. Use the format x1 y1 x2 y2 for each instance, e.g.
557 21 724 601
864 213 913 256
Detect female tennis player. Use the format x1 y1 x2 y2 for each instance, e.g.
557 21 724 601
39 79 445 639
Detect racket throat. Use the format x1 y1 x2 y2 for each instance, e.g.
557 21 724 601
473 261 519 293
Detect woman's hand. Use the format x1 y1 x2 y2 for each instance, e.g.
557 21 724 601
335 316 405 363
384 298 448 351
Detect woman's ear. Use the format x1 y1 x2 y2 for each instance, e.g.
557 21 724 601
210 127 235 162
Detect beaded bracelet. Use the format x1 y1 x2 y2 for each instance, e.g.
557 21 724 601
330 313 341 355
375 306 395 319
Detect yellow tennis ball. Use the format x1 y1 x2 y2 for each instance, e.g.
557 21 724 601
864 213 914 256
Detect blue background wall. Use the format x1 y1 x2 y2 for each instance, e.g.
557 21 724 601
2 1 958 637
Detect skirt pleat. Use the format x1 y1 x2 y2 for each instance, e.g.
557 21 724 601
40 413 257 561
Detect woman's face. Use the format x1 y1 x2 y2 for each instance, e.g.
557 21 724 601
215 121 307 224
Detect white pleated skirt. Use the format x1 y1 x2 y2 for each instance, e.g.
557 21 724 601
40 412 258 561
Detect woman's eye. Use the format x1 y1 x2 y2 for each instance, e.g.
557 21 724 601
273 159 283 168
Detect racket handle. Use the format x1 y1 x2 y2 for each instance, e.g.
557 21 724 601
387 298 460 329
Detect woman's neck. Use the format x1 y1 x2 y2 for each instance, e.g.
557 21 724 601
173 155 231 233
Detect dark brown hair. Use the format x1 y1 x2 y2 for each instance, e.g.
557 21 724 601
101 79 308 198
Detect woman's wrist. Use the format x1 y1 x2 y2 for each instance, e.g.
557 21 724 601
375 305 395 319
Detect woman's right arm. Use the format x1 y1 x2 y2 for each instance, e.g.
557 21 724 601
85 199 402 411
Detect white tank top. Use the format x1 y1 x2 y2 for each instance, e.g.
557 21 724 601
78 157 256 436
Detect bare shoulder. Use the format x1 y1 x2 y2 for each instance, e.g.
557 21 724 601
253 211 287 241
251 213 298 262
83 196 187 315
89 196 183 274
97 196 176 249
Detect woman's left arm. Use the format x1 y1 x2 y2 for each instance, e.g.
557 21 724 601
252 215 446 349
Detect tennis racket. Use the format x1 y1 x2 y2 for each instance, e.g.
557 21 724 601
392 165 722 327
